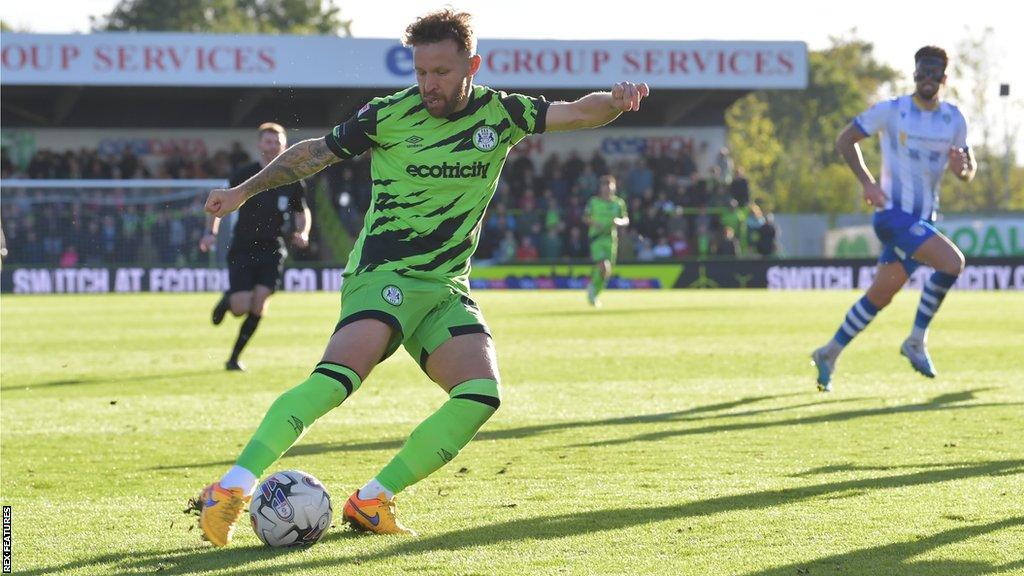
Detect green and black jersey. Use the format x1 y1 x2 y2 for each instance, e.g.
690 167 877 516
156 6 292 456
325 85 548 293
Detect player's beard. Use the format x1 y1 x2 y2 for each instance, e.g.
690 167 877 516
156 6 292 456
915 81 940 102
422 78 470 118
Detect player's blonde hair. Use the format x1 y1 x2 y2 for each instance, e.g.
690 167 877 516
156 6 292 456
258 122 286 137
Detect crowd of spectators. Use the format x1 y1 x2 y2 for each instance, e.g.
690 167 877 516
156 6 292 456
1 140 778 267
1 145 246 267
1 189 210 268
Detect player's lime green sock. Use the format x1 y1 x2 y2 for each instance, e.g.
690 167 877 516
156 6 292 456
591 267 606 296
375 379 500 494
235 362 361 476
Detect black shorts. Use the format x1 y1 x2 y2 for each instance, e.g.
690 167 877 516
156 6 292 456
227 248 285 294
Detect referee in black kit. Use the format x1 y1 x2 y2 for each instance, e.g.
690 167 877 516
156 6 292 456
199 122 311 371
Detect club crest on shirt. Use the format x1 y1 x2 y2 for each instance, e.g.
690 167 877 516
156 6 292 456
382 285 403 306
473 126 498 152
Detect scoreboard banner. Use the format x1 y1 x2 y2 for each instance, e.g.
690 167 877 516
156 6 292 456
3 259 1023 294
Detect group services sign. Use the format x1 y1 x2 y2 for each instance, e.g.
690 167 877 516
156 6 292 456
1 33 807 90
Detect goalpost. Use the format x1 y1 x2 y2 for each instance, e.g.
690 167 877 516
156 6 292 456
0 179 229 268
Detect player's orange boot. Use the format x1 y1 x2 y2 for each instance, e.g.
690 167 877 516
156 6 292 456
343 490 417 536
197 482 251 547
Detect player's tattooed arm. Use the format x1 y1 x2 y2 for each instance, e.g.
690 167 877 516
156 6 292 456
237 137 339 201
205 138 339 218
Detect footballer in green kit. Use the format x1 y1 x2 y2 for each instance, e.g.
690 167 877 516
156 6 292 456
584 175 629 306
192 8 649 545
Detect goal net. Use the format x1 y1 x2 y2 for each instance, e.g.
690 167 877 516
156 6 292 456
1 179 228 267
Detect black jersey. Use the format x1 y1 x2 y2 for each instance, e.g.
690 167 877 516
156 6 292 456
228 161 308 253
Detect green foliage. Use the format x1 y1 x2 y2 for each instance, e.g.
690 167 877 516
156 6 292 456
91 0 351 35
2 291 1022 574
725 94 781 201
730 30 1023 214
943 27 1024 211
728 34 897 214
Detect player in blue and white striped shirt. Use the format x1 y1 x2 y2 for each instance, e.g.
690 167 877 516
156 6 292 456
811 46 976 391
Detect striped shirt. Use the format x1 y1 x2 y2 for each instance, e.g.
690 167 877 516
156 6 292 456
325 85 548 293
854 95 969 221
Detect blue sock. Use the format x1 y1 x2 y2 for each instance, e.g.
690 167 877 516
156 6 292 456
833 296 879 348
911 271 958 340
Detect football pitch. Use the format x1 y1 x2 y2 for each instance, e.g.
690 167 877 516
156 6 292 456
1 289 1022 575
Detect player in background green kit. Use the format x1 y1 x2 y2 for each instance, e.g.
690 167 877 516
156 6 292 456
192 8 649 545
584 175 629 307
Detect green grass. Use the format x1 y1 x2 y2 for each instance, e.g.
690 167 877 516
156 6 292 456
2 290 1023 575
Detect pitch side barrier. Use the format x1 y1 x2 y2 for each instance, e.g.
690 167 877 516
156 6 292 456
2 258 1023 294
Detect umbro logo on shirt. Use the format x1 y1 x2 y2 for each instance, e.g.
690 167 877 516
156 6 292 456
405 135 423 147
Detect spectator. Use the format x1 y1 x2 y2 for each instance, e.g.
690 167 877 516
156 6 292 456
575 164 599 197
564 226 588 259
675 148 697 181
495 229 517 264
100 214 118 262
626 158 653 199
228 141 251 172
59 244 79 267
541 192 561 231
652 232 673 259
515 236 539 262
730 167 751 205
21 230 44 264
589 150 608 176
563 151 585 186
635 236 655 261
669 232 691 258
716 226 739 256
715 146 735 184
755 212 779 257
538 227 563 261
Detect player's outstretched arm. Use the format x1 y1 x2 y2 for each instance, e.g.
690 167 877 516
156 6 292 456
545 82 650 132
205 137 339 218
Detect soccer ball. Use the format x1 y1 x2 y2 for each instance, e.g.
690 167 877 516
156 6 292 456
249 470 332 547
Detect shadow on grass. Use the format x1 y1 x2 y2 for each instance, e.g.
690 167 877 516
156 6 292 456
40 459 1024 575
2 369 224 391
575 389 1017 448
152 393 831 471
516 306 728 318
152 390 999 472
738 517 1024 576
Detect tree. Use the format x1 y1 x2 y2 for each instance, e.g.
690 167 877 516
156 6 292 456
727 33 898 214
91 0 352 36
725 94 781 207
729 29 1024 215
942 27 1024 212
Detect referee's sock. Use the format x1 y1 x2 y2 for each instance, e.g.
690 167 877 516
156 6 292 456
212 291 231 325
230 313 262 363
